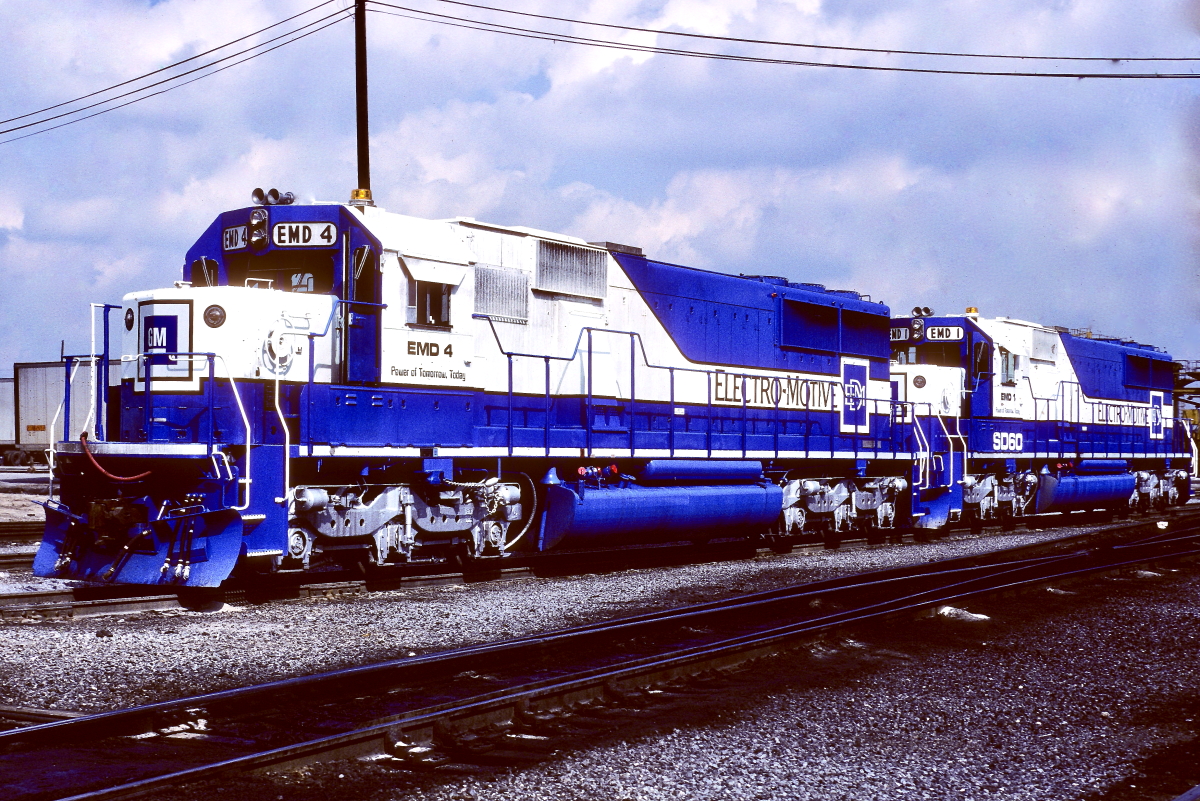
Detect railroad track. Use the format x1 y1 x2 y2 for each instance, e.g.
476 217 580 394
1 516 1197 801
2 507 1196 621
0 520 45 546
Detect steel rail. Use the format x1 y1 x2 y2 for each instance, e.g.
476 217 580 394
1 520 1198 801
1 507 1187 620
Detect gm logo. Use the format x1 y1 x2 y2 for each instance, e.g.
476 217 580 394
143 315 178 366
992 431 1023 452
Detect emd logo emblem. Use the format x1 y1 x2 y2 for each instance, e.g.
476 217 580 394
841 361 869 432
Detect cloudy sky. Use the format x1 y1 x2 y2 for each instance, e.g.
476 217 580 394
1 0 1199 369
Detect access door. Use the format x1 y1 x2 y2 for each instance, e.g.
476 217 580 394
343 231 381 385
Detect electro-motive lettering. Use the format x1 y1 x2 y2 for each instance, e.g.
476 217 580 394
271 223 337 247
992 431 1023 452
712 372 835 411
1094 404 1149 426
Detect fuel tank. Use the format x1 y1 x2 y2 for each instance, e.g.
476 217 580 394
537 482 783 551
1034 471 1135 514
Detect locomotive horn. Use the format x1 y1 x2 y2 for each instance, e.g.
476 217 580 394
251 187 266 205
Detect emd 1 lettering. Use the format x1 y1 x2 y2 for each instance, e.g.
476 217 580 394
407 341 453 357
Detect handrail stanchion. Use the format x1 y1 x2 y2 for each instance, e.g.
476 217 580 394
307 334 316 457
773 377 780 459
507 354 514 457
63 357 73 444
207 355 216 454
586 328 593 457
668 368 675 457
142 355 152 443
629 333 636 455
543 356 551 457
706 372 712 457
741 374 748 458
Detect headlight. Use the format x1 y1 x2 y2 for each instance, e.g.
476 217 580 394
249 208 269 249
203 305 226 328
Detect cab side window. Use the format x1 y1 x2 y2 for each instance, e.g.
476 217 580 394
1000 347 1019 386
408 279 451 328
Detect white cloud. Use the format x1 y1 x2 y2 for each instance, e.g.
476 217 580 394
0 0 1197 368
0 195 23 231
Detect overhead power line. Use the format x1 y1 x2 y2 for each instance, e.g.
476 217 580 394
1 2 352 146
1 0 343 129
368 0 1200 78
421 0 1200 63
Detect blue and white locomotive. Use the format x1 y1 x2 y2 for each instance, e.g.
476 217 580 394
891 312 1193 530
33 192 1195 587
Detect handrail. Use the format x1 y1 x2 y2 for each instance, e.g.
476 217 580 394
934 414 956 490
910 402 932 489
475 315 917 460
126 351 253 511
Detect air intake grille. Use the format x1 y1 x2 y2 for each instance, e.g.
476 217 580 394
474 265 529 322
1032 329 1059 362
535 241 607 299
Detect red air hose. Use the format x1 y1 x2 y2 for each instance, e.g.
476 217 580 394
79 433 152 482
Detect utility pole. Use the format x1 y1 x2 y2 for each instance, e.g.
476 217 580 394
351 0 373 206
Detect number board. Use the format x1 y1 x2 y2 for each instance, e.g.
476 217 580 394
222 226 248 251
890 327 910 342
272 222 338 248
925 325 964 342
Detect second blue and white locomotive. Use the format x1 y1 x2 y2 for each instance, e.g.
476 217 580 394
33 191 1194 586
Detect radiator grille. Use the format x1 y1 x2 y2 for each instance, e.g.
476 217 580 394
535 241 607 299
474 265 529 322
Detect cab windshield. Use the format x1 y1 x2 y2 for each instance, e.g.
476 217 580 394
219 251 337 294
891 343 962 367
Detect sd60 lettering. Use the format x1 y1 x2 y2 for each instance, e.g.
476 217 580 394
992 431 1023 452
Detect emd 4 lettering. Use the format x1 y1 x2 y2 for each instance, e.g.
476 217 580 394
407 341 453 357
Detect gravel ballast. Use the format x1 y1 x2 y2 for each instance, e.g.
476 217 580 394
2 524 1198 800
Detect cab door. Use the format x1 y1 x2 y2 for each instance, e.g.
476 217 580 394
343 232 381 385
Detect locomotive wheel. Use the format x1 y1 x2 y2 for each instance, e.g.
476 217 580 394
999 508 1016 531
768 538 793 555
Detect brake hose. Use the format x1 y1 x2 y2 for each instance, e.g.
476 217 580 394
80 432 152 482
